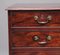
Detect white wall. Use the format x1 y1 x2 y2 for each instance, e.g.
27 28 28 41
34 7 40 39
0 0 60 55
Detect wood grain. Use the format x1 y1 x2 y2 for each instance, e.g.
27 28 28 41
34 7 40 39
9 10 60 27
10 31 60 47
13 52 60 55
8 10 60 55
11 50 60 55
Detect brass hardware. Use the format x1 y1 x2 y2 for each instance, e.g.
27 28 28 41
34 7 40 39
33 35 40 41
46 35 52 41
34 15 52 24
38 41 47 45
47 15 52 20
34 16 39 20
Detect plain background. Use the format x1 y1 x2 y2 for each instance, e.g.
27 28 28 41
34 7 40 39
0 0 60 55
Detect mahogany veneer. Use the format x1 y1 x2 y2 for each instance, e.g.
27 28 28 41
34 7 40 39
9 10 60 27
11 52 60 55
6 3 60 55
12 32 60 47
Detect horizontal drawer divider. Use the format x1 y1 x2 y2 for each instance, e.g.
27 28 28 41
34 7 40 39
12 30 60 32
11 26 60 32
11 30 60 32
11 26 60 28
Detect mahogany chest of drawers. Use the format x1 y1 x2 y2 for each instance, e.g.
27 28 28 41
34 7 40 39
6 3 60 55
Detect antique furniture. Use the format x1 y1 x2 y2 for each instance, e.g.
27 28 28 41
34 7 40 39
6 3 60 55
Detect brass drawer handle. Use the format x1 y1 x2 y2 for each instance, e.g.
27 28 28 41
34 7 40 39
33 35 52 45
34 15 52 24
38 41 47 45
39 35 52 45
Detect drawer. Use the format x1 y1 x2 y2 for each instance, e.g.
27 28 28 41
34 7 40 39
9 10 60 27
11 31 60 47
11 49 60 55
11 52 60 55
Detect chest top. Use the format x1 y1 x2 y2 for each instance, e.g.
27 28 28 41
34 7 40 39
6 3 60 10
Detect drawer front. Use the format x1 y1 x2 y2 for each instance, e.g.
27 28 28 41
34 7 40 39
11 31 60 47
11 50 60 55
11 52 60 55
9 10 60 27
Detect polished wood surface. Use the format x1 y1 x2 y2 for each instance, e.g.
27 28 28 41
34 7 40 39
11 31 60 47
8 6 60 55
11 48 60 55
9 10 60 27
11 51 60 55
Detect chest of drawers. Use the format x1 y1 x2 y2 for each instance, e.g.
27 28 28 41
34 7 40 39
6 3 60 55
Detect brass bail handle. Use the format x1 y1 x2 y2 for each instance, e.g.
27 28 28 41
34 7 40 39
33 35 52 45
38 35 52 45
34 15 52 24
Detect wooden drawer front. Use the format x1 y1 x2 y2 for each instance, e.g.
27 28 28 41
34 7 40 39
11 31 60 47
11 52 60 55
11 50 60 55
9 10 60 27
